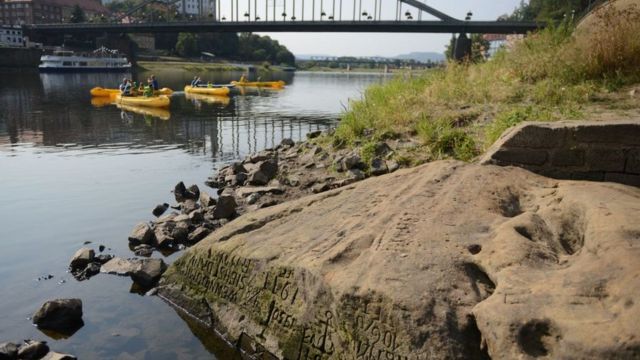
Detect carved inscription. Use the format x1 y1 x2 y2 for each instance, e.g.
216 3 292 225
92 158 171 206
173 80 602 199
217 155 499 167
176 250 425 359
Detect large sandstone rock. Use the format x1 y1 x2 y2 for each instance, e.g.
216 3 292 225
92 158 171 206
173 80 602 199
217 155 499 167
159 161 640 359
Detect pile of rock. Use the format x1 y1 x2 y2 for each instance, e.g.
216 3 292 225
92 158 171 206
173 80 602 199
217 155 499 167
203 135 400 215
128 181 237 255
68 247 113 281
0 340 76 360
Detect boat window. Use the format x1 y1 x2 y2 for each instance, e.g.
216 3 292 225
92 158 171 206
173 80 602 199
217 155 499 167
79 62 87 66
62 61 72 66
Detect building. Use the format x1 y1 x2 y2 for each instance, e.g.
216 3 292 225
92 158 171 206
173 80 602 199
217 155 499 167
0 0 107 25
0 0 63 25
175 0 215 16
482 34 507 58
0 24 24 45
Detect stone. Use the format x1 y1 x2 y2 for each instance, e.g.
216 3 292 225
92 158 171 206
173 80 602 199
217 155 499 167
306 130 322 139
98 245 105 252
212 195 237 220
16 341 49 360
199 191 216 207
370 158 388 176
280 138 295 147
342 153 362 170
246 193 260 205
333 156 345 172
585 148 626 172
156 213 177 224
0 342 18 360
133 245 153 257
69 248 94 271
128 222 155 245
311 182 330 194
189 209 204 223
249 150 274 163
82 262 101 278
187 226 211 244
42 352 77 360
181 199 199 215
348 168 366 180
100 257 141 276
95 254 114 264
32 299 83 333
159 161 640 360
386 160 400 173
174 182 198 203
247 159 279 186
235 186 284 198
130 258 167 288
154 226 175 248
551 149 585 167
152 203 169 217
171 225 189 243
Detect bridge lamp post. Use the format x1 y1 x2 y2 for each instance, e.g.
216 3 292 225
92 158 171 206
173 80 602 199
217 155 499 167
282 12 287 20
321 11 326 20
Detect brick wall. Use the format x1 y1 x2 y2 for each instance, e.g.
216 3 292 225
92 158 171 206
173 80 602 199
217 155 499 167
480 120 640 187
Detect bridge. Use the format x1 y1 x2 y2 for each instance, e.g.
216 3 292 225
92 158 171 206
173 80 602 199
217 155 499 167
22 0 542 35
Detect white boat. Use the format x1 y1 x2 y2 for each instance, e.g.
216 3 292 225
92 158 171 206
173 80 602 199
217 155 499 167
39 46 132 72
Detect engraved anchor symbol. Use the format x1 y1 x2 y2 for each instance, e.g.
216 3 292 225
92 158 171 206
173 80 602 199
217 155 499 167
313 311 335 354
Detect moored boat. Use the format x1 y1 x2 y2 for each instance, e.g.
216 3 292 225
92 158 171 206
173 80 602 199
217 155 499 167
230 80 285 88
183 85 231 96
39 47 132 72
91 87 173 97
115 94 170 108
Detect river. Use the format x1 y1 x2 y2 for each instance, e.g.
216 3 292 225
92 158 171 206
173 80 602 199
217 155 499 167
0 69 388 359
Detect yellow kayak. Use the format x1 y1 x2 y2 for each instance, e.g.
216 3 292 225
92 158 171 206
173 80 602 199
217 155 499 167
91 87 173 97
116 103 171 120
230 80 285 88
115 94 170 108
183 85 230 96
185 92 231 106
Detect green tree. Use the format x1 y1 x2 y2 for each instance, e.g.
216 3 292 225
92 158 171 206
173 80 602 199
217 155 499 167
508 0 594 21
70 5 86 23
176 33 198 57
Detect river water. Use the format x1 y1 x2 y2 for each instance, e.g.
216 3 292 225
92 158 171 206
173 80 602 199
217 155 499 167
0 69 387 359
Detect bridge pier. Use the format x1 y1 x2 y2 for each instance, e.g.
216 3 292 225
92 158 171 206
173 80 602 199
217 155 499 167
453 33 472 61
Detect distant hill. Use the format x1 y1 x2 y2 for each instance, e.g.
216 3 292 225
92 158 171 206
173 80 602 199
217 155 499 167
395 51 446 63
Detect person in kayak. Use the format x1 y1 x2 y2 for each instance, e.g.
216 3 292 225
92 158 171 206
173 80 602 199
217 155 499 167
143 85 153 97
119 78 132 96
191 76 202 87
239 74 247 82
148 75 159 91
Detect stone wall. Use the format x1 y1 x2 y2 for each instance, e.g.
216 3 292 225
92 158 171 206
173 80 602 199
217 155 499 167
481 120 640 187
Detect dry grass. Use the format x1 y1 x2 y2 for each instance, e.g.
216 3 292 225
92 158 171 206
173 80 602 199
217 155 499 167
330 0 640 164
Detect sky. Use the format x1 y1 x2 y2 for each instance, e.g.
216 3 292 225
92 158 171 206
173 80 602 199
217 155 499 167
239 0 524 57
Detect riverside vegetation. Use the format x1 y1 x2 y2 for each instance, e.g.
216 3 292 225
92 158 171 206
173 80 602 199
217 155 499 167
320 2 640 170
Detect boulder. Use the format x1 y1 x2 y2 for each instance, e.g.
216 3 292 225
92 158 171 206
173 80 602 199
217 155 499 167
187 226 211 244
174 182 198 203
386 160 400 173
128 222 155 245
249 150 274 163
154 226 175 248
171 225 189 244
280 138 295 147
152 203 169 217
342 153 362 170
158 161 640 359
181 199 199 215
69 248 94 271
16 341 48 360
235 186 284 198
94 254 113 264
348 168 366 180
133 245 153 257
370 158 388 176
247 159 278 186
311 182 330 194
199 191 216 207
32 299 83 334
100 257 142 276
306 130 322 139
212 195 237 220
0 342 18 360
246 193 260 205
130 259 167 288
42 352 77 360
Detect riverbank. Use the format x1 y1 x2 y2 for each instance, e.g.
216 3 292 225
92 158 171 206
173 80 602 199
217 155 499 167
136 60 246 72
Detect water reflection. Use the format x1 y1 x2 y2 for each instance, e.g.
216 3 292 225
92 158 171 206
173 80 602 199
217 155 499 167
0 68 387 358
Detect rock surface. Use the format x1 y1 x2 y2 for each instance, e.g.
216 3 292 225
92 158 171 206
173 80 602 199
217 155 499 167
0 342 18 359
68 248 94 271
32 299 83 334
42 352 77 360
16 341 49 360
159 161 640 359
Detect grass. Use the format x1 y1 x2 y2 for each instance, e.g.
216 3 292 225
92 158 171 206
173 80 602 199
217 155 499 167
326 1 640 166
136 61 244 72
